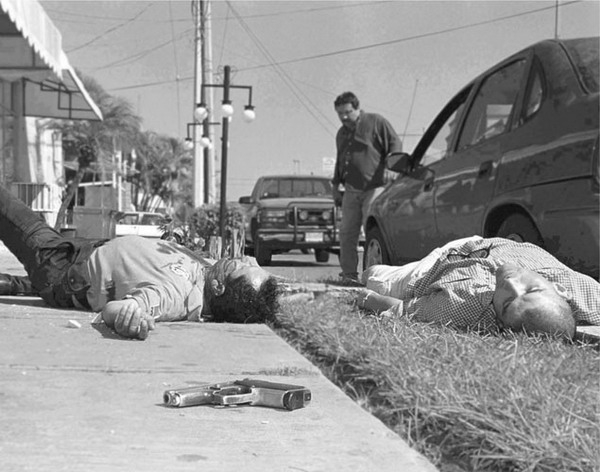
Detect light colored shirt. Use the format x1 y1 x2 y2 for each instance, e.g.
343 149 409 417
364 237 600 331
85 236 211 321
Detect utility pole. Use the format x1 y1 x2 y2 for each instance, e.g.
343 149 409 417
219 65 231 250
200 0 216 204
192 0 204 207
554 0 560 39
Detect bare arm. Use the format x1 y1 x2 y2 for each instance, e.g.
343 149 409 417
356 289 403 314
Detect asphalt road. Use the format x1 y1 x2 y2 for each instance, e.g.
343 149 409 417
0 242 360 284
263 249 364 283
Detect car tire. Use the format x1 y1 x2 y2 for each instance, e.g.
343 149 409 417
363 226 390 269
255 239 272 266
314 249 330 263
496 213 544 247
161 232 183 245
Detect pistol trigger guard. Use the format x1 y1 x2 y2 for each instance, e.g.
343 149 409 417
213 386 254 406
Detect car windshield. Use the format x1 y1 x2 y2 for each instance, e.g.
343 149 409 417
141 214 164 225
259 178 332 199
563 38 599 93
118 214 139 225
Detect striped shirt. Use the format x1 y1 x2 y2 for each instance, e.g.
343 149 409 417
374 238 600 331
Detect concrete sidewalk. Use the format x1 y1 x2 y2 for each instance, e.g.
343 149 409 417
0 245 437 472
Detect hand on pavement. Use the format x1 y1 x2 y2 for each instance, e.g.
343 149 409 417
101 299 156 340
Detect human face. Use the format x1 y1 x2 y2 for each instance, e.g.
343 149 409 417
492 263 567 329
207 256 272 295
335 103 360 129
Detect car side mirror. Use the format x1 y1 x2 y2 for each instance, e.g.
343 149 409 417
385 152 411 173
239 196 253 204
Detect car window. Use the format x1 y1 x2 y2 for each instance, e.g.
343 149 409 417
413 87 470 168
457 59 527 149
420 100 467 167
260 179 331 199
120 214 138 225
520 64 544 124
141 214 163 225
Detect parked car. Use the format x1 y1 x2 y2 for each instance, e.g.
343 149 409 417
115 211 185 244
239 175 340 265
364 37 599 278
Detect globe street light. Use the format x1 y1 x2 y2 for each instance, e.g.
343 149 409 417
194 65 255 255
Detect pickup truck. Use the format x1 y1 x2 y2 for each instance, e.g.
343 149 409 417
239 175 340 265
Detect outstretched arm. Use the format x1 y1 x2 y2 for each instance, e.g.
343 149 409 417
101 298 156 340
356 288 404 314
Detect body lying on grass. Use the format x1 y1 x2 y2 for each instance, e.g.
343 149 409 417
0 184 279 341
355 236 600 340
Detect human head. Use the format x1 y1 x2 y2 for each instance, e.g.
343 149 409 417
204 256 280 323
334 91 361 129
492 263 575 340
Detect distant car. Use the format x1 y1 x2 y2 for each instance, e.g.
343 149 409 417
239 175 340 265
364 37 599 278
115 211 184 244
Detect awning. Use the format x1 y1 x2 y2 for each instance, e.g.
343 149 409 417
0 0 63 81
22 52 103 121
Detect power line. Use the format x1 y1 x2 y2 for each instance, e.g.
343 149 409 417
217 2 232 69
225 1 337 136
46 2 383 23
240 1 582 71
108 1 581 93
91 28 192 72
168 0 182 135
66 3 154 54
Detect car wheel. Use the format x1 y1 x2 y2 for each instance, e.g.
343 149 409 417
314 249 330 263
161 232 182 244
255 239 272 266
496 213 544 247
363 226 390 269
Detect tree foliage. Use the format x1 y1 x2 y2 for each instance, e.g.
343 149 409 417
52 70 193 223
132 131 192 212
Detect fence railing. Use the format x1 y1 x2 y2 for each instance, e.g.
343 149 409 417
11 182 62 226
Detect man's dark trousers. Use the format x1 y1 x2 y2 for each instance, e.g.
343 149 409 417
0 184 104 307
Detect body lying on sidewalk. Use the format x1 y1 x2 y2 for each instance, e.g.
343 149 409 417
1 183 598 342
0 184 279 340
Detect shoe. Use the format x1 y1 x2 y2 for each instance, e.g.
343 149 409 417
0 274 12 295
0 274 35 296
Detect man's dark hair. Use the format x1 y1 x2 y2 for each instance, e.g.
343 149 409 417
334 91 359 109
207 275 281 323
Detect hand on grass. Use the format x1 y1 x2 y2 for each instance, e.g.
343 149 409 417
356 288 402 314
101 299 156 340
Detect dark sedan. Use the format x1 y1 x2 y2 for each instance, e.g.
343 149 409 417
364 37 599 278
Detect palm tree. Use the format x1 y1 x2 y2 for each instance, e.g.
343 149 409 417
53 72 142 229
132 131 192 213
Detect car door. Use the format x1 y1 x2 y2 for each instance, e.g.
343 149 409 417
431 58 529 247
384 88 470 262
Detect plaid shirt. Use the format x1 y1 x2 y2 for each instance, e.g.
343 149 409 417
383 238 600 331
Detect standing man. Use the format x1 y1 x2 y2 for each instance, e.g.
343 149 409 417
332 91 403 282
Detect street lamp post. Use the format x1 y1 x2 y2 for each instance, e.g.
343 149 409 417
193 65 255 256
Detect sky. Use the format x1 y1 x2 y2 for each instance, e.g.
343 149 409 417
40 0 600 200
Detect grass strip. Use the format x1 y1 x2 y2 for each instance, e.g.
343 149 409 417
271 292 599 472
